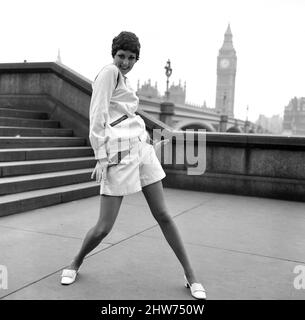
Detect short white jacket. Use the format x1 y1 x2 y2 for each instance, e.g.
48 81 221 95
89 64 146 160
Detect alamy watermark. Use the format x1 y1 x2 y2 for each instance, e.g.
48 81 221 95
104 128 207 176
152 129 206 175
293 265 305 289
0 265 8 290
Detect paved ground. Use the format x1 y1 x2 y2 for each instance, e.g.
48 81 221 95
0 187 304 300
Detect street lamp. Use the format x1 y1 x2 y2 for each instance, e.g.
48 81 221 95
164 59 172 101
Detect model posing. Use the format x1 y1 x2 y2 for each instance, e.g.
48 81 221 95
60 31 206 300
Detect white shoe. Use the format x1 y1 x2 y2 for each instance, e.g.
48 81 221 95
61 269 78 285
184 275 207 299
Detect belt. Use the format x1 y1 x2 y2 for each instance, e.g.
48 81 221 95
110 115 128 127
109 115 149 144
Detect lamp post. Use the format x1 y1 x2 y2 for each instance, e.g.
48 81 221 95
245 105 250 133
164 59 172 101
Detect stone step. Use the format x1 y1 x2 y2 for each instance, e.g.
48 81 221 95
0 168 93 195
0 126 73 137
0 181 99 217
0 107 49 119
0 105 47 111
0 157 96 177
0 147 94 162
0 116 60 128
0 137 86 148
0 104 97 216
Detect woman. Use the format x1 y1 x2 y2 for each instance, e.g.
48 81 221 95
60 31 206 300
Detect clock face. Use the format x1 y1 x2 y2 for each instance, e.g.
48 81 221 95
220 59 230 68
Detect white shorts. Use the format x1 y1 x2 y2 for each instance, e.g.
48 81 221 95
100 138 166 196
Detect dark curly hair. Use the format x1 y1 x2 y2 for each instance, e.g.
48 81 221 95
111 31 141 61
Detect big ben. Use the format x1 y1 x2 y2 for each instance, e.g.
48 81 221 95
215 24 237 117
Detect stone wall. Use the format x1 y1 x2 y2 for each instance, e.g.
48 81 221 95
161 132 305 201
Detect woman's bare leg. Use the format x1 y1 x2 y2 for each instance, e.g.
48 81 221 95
142 181 197 284
69 194 123 271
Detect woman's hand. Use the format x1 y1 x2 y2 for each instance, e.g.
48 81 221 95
153 139 170 151
146 131 170 152
91 159 109 183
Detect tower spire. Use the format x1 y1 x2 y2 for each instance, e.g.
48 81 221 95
225 23 232 36
56 48 62 64
220 24 235 52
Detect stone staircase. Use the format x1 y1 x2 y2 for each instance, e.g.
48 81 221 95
0 105 99 217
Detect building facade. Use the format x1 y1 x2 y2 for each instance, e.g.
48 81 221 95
282 97 305 135
136 79 160 99
137 79 186 104
256 114 283 134
167 80 186 104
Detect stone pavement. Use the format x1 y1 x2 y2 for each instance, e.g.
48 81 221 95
0 187 304 300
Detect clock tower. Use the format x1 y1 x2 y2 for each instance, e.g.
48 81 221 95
215 24 237 117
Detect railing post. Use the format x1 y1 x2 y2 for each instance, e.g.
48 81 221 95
244 120 250 133
160 101 175 127
219 115 228 132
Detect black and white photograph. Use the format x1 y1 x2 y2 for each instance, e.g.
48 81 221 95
0 0 304 316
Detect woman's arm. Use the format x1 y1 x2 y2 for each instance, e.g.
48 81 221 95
89 65 119 160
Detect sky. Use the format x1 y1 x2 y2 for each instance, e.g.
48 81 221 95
0 0 304 122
